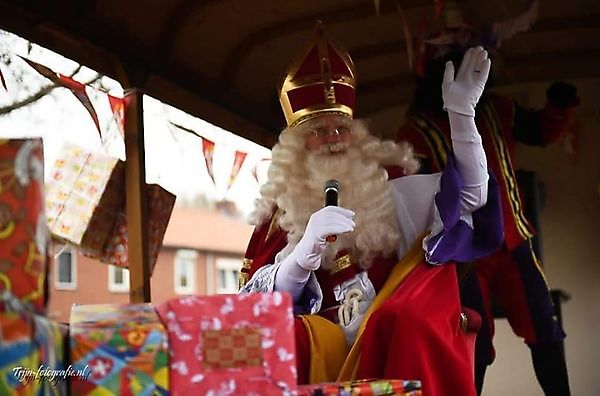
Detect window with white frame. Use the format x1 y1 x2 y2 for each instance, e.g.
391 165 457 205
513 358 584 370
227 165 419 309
54 246 76 290
215 257 241 294
108 265 130 293
174 249 197 295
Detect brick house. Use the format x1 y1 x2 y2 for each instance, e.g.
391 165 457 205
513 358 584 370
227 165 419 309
47 207 253 323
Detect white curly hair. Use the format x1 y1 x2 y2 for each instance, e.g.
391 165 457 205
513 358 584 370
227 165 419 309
250 116 419 268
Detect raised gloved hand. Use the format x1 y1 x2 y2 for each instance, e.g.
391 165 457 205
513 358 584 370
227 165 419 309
289 206 355 271
442 46 491 117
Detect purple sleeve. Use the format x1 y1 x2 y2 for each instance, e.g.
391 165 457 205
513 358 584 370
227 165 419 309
426 155 504 264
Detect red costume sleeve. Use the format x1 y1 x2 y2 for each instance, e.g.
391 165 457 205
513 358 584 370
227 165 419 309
240 209 288 287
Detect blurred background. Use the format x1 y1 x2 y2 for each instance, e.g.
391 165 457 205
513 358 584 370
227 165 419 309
0 1 598 394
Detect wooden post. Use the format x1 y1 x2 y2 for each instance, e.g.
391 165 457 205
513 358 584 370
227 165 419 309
123 88 151 302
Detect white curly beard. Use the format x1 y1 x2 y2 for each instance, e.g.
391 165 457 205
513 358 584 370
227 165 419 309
286 146 400 269
250 118 419 270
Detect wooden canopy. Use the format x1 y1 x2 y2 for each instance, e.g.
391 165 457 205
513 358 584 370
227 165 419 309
1 0 599 147
1 0 599 301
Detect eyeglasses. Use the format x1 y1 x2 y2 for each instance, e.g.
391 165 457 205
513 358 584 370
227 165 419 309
308 124 351 139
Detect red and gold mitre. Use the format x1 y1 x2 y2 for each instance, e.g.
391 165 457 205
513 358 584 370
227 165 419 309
278 21 357 127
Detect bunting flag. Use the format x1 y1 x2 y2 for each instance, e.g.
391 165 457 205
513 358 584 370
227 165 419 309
108 94 127 138
202 137 216 185
19 56 102 139
250 158 271 184
0 65 7 91
58 75 102 138
226 150 247 192
169 121 201 139
18 56 58 81
169 121 217 185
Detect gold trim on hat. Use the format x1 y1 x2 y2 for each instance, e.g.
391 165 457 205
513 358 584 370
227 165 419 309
278 21 357 127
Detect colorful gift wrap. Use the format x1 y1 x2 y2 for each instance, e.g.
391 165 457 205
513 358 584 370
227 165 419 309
0 138 49 313
45 143 125 258
101 184 175 271
69 303 169 395
297 379 422 396
0 310 68 395
156 292 297 396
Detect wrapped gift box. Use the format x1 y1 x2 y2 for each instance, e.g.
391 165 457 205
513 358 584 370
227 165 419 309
0 310 68 395
45 142 125 258
298 379 422 396
46 143 175 273
69 303 169 395
157 292 297 395
0 138 48 313
101 183 175 270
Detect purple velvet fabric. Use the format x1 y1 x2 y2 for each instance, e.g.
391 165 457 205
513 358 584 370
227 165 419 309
426 155 504 264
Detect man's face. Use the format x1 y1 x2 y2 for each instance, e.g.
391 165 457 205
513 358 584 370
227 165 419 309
303 114 352 154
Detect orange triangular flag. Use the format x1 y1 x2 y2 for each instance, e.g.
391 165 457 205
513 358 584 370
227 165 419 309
226 150 247 192
108 94 126 138
201 137 216 185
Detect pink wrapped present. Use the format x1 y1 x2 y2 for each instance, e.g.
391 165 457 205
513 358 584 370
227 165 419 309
157 292 297 395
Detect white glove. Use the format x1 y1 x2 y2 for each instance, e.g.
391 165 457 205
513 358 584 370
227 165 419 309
291 206 355 271
442 46 491 117
274 206 355 301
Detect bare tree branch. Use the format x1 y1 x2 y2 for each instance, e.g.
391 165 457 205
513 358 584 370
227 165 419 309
0 70 102 117
0 83 57 116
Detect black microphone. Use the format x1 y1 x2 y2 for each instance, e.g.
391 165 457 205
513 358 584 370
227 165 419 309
324 180 340 242
324 179 340 207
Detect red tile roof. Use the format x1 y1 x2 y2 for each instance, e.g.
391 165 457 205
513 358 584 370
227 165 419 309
162 207 254 254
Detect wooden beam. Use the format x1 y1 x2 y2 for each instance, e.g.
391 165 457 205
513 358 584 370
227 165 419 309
0 0 276 147
358 49 600 115
123 89 151 303
219 0 426 87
